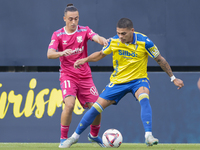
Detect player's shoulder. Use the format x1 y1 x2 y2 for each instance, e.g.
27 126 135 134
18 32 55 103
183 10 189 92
77 25 91 32
135 32 153 44
54 27 64 33
112 34 119 39
110 35 119 42
135 32 148 42
53 27 65 37
106 35 120 46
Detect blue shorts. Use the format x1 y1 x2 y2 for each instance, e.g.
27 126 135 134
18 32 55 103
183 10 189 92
99 78 150 105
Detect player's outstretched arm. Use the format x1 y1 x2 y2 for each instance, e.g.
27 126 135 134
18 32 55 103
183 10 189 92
47 49 72 59
74 50 106 69
92 35 108 46
154 54 184 89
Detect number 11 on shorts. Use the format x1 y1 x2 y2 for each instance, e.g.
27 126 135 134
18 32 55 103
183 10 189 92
64 80 71 88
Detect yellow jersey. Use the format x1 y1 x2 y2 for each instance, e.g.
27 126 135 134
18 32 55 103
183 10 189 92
102 32 160 84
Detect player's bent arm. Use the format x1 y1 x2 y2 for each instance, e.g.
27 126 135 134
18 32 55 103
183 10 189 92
47 49 72 59
74 50 106 69
86 50 107 62
47 49 62 59
92 35 108 46
154 54 184 89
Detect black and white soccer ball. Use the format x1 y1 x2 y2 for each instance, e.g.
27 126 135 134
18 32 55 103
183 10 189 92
102 129 123 148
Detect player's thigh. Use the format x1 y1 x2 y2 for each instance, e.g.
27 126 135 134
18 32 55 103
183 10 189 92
99 82 128 105
87 97 115 109
135 86 149 100
131 78 150 100
60 75 78 100
96 97 115 109
77 77 99 108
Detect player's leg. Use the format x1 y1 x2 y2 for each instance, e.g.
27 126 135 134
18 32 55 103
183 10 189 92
77 77 102 140
134 80 158 146
64 81 125 148
63 97 114 148
60 96 76 138
72 97 114 138
86 102 104 147
59 97 77 148
59 76 78 148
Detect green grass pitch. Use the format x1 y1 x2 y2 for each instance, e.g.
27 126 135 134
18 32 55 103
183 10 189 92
0 143 200 150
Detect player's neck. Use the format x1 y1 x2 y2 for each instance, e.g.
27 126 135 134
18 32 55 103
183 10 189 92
130 35 134 43
64 26 77 35
125 35 134 44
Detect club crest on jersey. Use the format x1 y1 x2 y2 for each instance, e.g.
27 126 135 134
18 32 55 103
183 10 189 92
77 36 83 43
90 86 98 96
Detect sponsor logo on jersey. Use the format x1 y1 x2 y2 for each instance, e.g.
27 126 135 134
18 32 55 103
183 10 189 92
146 38 151 42
77 36 83 43
49 40 55 46
148 45 159 57
63 40 67 45
71 46 84 55
63 89 67 95
118 50 137 58
89 30 94 35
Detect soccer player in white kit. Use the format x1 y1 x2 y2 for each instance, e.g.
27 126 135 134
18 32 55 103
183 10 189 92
47 4 107 148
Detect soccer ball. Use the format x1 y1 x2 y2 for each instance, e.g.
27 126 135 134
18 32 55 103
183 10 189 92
102 129 123 148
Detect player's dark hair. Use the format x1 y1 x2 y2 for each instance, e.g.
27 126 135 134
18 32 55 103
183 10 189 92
117 18 133 29
64 4 78 14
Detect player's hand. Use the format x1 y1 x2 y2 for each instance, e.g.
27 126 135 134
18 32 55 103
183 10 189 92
61 49 73 56
107 38 111 43
102 37 108 46
197 78 200 90
74 58 87 69
173 78 184 90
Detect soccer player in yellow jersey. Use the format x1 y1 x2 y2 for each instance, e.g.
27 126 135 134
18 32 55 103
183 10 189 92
62 18 184 147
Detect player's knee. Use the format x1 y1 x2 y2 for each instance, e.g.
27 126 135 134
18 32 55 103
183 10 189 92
92 102 104 113
138 93 149 102
64 102 75 111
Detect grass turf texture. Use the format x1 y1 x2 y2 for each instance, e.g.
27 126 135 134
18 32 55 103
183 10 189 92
0 143 200 150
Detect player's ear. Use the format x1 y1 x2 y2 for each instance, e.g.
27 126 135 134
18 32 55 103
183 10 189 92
131 28 134 33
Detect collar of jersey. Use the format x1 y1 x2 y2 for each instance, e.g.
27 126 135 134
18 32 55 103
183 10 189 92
131 33 137 44
64 26 78 35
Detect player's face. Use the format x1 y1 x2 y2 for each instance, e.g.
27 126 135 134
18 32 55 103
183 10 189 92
117 27 134 43
64 11 79 33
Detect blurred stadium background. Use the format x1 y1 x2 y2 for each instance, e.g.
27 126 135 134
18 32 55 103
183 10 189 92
0 0 200 143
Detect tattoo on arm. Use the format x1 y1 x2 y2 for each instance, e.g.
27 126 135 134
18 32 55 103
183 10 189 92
156 56 173 77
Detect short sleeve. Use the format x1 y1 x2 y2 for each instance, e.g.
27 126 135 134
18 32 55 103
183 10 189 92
86 26 97 41
102 39 112 55
48 32 59 50
145 37 160 58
